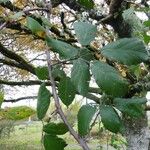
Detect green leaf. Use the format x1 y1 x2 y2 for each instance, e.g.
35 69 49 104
78 48 94 61
73 21 97 45
58 77 76 107
44 134 67 150
36 66 66 80
78 104 96 136
101 38 148 66
37 83 51 120
144 20 150 27
114 98 147 118
35 66 49 80
91 61 129 97
122 8 144 32
26 17 46 38
100 105 123 133
143 33 150 44
43 122 69 135
71 59 90 96
41 16 52 28
46 37 79 59
128 65 141 79
52 66 66 80
10 12 25 20
77 0 94 9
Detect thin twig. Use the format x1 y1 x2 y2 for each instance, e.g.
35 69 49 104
46 50 90 150
96 14 113 25
52 57 77 66
0 22 7 31
89 112 100 131
45 2 90 149
41 121 44 144
23 8 49 14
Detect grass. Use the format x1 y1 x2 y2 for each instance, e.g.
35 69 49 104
0 121 122 150
0 121 43 150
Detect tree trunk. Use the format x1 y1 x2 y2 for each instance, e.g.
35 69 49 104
111 13 150 149
123 114 150 150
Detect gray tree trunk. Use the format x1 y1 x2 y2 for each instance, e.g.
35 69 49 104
124 114 150 150
111 9 150 149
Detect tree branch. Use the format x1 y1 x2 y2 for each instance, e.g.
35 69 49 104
0 80 44 86
4 96 37 103
0 0 130 38
46 49 90 150
0 43 36 74
0 58 35 74
45 5 90 146
0 22 7 30
86 93 100 103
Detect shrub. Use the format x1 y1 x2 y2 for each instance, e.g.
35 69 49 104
1 106 36 120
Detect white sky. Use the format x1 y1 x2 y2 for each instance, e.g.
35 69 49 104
2 85 39 109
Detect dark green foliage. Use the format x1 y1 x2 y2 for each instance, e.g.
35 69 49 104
143 33 150 44
77 0 94 9
78 48 94 61
46 37 79 59
144 20 150 27
77 104 96 136
114 98 147 118
91 60 129 97
52 66 66 80
74 21 97 45
101 38 148 66
37 83 51 120
58 77 76 107
99 105 124 133
44 134 67 150
43 122 69 135
35 66 49 80
71 58 90 96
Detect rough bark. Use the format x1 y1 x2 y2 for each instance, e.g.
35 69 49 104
118 21 150 150
113 10 150 150
0 43 36 75
123 114 150 150
105 1 150 149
